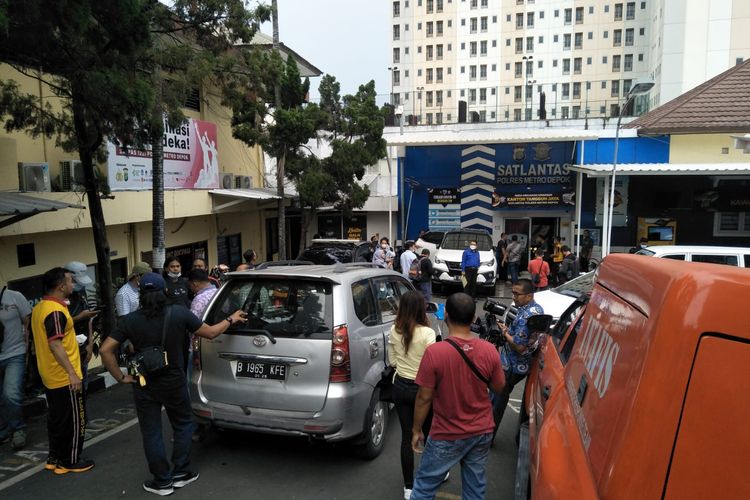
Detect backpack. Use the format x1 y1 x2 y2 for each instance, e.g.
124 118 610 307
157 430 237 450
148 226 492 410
529 260 542 286
408 256 423 281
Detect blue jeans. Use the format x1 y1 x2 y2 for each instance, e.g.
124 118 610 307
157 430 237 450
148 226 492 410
132 370 194 484
412 433 493 500
0 354 26 435
508 262 520 284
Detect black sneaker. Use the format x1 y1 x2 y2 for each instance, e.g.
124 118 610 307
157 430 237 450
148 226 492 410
54 458 95 475
143 480 174 496
173 471 199 488
45 457 59 471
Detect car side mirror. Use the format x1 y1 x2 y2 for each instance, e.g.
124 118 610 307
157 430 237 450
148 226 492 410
527 314 553 334
426 301 439 314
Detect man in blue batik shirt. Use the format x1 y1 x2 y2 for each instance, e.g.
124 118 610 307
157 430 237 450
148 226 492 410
492 278 544 441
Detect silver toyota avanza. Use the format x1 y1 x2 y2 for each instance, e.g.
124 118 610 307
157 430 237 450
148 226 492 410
190 263 416 458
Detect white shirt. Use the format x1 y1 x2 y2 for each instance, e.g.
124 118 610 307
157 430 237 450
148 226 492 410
400 249 417 279
115 281 140 317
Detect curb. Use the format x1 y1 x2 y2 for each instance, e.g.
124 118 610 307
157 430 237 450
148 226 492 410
22 367 111 419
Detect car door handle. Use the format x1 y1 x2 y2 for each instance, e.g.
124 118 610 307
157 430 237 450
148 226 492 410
542 385 551 400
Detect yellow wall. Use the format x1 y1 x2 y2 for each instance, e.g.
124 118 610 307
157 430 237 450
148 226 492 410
669 133 750 163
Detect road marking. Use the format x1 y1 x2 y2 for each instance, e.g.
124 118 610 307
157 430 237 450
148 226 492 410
0 417 139 492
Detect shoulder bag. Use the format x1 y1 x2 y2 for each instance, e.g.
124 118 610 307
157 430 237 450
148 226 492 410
445 338 490 386
131 306 172 376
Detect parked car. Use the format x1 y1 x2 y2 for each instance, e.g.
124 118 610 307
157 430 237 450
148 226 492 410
432 229 497 291
517 254 750 499
190 264 417 459
635 244 750 267
415 230 446 263
298 239 374 265
504 270 596 330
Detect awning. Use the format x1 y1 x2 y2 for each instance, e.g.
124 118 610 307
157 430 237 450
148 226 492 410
385 128 601 147
570 162 750 177
0 192 85 229
209 188 281 212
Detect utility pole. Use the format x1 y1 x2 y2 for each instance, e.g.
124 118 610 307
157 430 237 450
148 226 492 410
272 0 286 260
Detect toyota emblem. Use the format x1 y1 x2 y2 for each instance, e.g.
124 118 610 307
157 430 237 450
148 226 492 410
253 335 268 347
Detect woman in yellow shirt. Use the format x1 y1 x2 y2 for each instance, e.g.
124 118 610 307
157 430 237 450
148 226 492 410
387 291 437 500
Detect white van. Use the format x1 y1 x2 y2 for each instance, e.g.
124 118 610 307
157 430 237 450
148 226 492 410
432 229 497 291
635 245 750 268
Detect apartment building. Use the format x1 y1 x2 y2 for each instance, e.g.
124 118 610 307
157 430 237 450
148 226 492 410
390 0 750 124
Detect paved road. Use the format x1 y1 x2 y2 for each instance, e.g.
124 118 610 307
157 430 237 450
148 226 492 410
0 287 523 499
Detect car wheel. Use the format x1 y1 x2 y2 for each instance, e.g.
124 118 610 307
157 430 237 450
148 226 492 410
355 389 389 460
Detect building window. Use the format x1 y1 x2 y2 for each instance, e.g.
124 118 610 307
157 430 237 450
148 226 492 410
714 212 750 237
470 65 477 80
623 79 632 94
614 3 623 21
539 35 544 43
426 0 433 12
436 67 443 83
393 1 400 17
624 54 633 71
469 88 476 104
481 16 488 31
426 21 433 36
436 112 443 124
515 61 522 77
602 55 608 64
393 47 400 63
626 28 634 46
437 0 443 12
563 34 571 50
526 36 534 52
480 64 487 79
587 57 592 65
626 2 635 20
393 70 401 86
426 45 433 60
470 41 477 56
574 32 583 49
612 54 621 71
470 17 477 33
611 79 620 97
564 8 572 24
554 34 559 43
514 86 522 102
426 113 433 124
426 91 433 106
479 88 487 103
561 106 569 119
574 57 582 74
515 37 523 54
562 58 571 75
614 29 622 47
393 25 400 40
426 68 433 83
405 46 410 55
437 44 444 59
437 20 443 35
538 60 543 68
436 90 443 106
526 60 533 76
573 82 581 99
516 13 524 29
640 27 645 36
527 12 534 28
562 83 570 99
575 6 584 23
480 40 487 55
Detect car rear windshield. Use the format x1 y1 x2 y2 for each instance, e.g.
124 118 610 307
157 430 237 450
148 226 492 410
440 232 493 251
420 231 445 245
208 279 333 339
634 249 656 256
554 270 596 296
299 244 355 264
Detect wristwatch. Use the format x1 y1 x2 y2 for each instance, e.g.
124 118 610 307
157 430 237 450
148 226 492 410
225 317 233 325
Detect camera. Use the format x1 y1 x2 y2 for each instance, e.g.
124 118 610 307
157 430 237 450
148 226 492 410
470 298 508 348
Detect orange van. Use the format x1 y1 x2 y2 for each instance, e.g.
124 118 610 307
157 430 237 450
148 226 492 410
517 254 750 499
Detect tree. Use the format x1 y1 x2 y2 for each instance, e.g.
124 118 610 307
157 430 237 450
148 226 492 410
224 59 385 248
0 0 156 336
144 1 269 270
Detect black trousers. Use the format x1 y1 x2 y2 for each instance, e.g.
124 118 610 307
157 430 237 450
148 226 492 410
393 375 432 489
491 370 527 441
45 385 86 466
464 267 479 298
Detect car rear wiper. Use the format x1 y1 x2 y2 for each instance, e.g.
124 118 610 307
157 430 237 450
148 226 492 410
230 327 277 344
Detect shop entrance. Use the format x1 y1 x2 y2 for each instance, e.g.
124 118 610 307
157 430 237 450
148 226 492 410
503 217 559 269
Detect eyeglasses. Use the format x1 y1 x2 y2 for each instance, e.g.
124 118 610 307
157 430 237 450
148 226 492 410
511 291 530 297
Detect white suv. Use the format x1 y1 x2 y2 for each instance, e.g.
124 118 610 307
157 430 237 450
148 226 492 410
635 245 750 267
432 230 497 291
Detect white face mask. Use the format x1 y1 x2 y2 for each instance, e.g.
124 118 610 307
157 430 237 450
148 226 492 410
167 272 181 279
381 244 388 249
470 245 477 250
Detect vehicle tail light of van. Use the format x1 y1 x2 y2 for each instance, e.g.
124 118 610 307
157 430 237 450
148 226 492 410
329 324 351 383
192 336 201 373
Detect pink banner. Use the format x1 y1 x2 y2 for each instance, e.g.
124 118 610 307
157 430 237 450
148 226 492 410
107 118 219 190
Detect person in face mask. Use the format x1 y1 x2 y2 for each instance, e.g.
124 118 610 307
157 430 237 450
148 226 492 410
461 240 481 299
629 237 649 254
163 258 191 308
372 237 396 269
63 261 99 420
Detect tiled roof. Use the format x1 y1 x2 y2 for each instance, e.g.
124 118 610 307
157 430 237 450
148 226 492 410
626 59 750 134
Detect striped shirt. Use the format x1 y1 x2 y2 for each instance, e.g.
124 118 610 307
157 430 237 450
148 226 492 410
115 281 140 317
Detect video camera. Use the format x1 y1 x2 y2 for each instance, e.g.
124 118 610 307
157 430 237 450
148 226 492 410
471 298 508 348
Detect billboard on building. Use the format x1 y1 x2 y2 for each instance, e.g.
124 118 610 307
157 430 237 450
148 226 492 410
428 187 461 231
107 118 219 190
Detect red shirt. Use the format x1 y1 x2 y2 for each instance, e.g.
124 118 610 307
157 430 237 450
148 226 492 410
528 257 550 288
415 336 504 440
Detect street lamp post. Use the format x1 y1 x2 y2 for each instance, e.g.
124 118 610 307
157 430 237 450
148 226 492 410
604 78 655 257
527 79 537 120
522 55 533 119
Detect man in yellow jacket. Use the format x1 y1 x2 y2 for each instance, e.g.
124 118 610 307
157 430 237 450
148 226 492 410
31 267 94 474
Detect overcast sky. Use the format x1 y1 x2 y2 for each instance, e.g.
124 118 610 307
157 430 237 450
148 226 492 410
260 0 390 103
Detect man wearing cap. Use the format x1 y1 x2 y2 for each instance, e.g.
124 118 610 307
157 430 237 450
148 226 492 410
115 262 151 317
99 272 247 496
31 267 94 474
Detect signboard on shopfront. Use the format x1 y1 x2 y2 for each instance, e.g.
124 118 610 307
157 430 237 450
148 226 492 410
107 118 219 190
428 187 461 231
491 142 576 208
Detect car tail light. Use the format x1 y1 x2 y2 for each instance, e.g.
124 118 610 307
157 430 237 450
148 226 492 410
192 336 201 372
329 324 351 383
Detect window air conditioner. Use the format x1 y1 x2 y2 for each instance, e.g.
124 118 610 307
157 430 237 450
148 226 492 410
59 160 85 191
18 162 51 192
219 172 235 189
234 175 252 189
